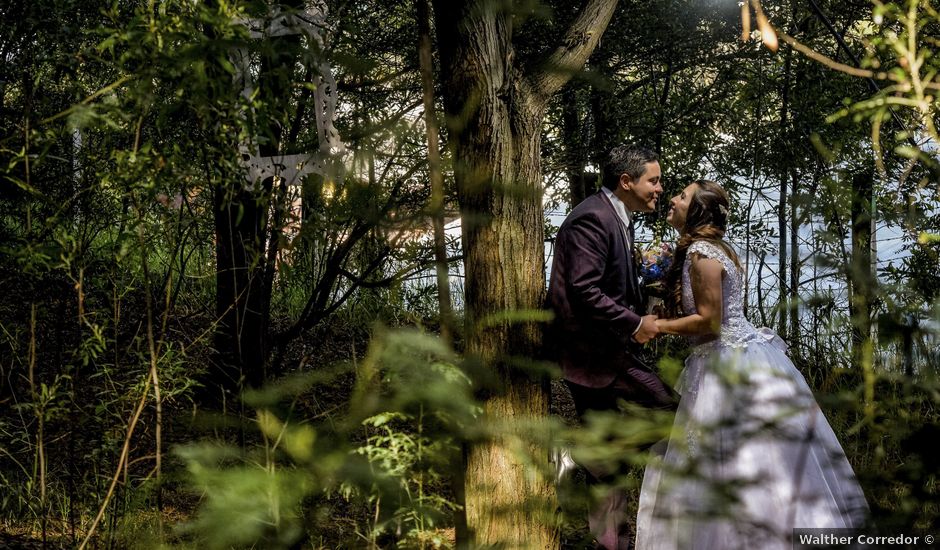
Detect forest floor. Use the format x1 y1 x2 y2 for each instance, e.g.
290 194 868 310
0 313 639 549
0 381 605 549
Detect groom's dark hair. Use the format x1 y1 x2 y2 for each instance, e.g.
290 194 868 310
602 145 659 191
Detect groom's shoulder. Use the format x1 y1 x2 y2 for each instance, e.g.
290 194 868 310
566 191 609 220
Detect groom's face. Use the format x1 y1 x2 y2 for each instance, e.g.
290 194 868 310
619 161 663 213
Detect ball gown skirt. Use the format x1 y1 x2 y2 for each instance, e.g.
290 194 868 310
635 329 869 550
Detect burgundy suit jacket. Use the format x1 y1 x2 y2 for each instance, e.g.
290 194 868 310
547 191 646 388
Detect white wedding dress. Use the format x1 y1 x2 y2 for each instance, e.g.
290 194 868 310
635 241 868 550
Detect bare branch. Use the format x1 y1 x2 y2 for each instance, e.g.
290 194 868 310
778 31 884 80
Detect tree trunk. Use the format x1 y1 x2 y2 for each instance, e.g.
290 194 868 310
417 0 456 342
787 54 805 352
589 47 615 169
788 170 800 350
850 168 874 367
214 181 270 395
212 2 305 394
777 46 792 340
432 1 618 546
561 82 590 207
436 30 555 550
459 110 555 545
653 57 673 156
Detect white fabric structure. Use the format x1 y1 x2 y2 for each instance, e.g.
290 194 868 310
636 241 868 550
233 2 344 189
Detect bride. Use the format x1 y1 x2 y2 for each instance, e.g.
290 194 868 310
635 180 868 549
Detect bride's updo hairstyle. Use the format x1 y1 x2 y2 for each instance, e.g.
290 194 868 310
664 180 741 316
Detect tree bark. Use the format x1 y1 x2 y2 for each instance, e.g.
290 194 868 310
653 57 673 156
787 52 806 352
214 181 269 394
432 0 618 546
589 47 615 169
777 46 792 340
789 169 800 350
417 1 466 540
417 0 456 342
850 168 874 367
561 82 590 207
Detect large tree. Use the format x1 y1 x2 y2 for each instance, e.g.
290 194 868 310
431 0 618 546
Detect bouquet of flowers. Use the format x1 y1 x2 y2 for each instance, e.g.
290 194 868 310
639 241 673 315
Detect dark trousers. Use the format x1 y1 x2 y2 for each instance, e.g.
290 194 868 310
565 368 678 550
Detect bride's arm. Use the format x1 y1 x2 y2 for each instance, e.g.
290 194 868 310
655 255 724 337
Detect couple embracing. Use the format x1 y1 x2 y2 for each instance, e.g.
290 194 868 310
548 146 868 550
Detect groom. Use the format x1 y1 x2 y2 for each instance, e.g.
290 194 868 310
548 145 677 550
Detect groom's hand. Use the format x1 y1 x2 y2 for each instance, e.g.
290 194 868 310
633 314 660 344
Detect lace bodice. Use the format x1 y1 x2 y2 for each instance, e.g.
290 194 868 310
681 241 767 353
